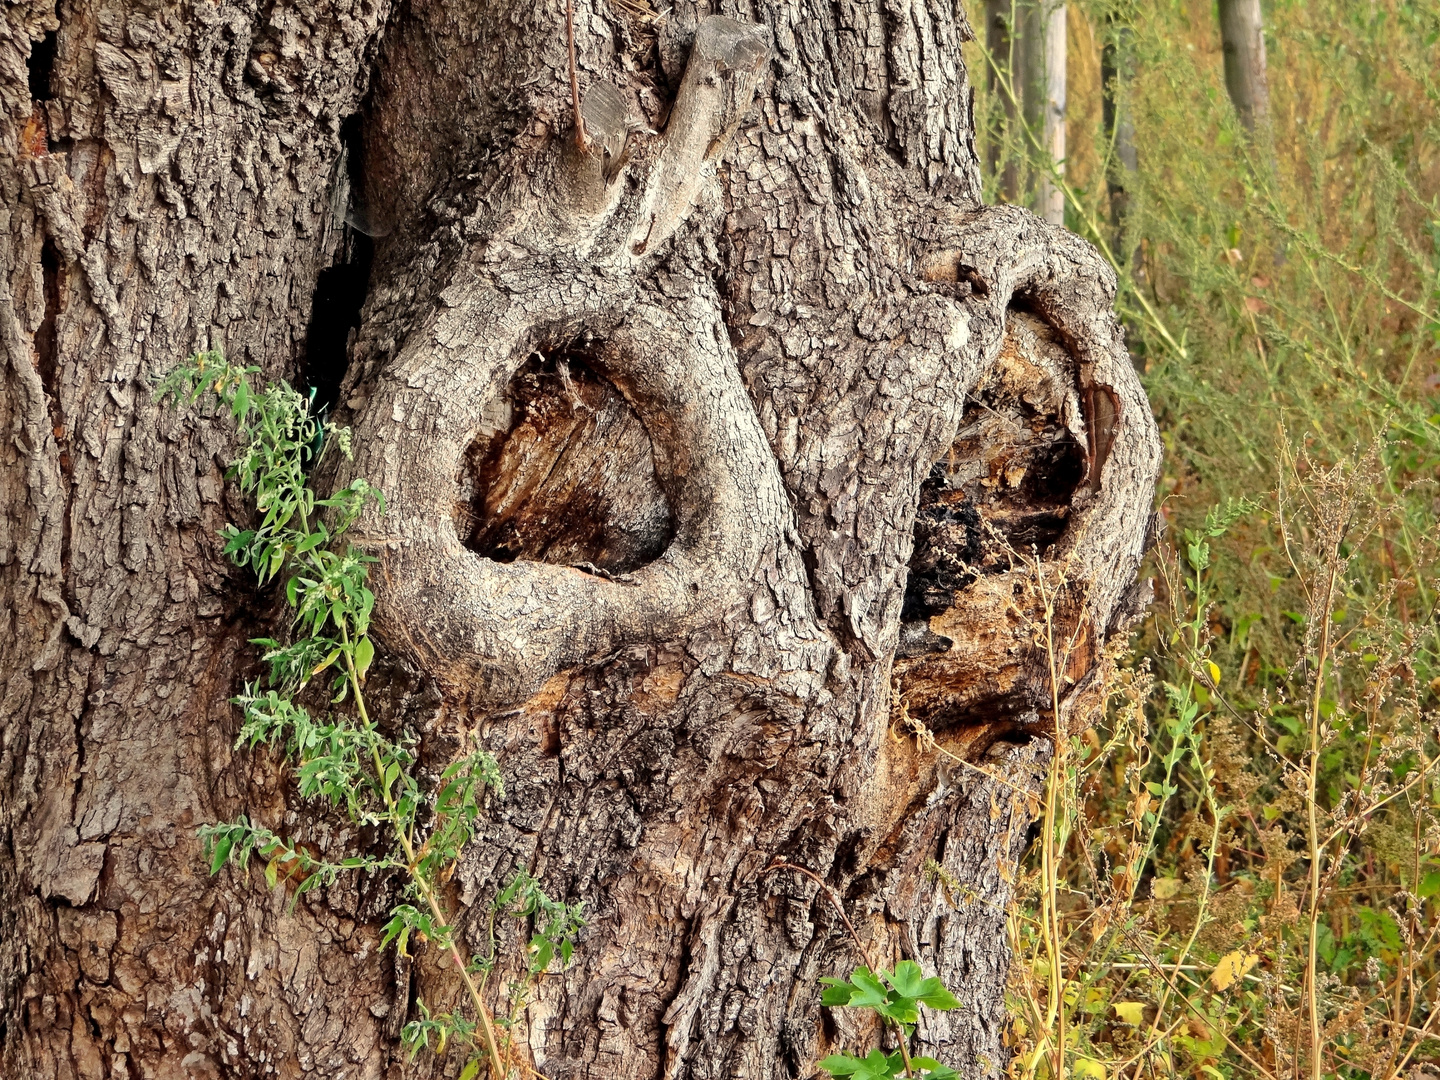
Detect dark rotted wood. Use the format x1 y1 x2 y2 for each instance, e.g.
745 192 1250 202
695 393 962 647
460 348 675 576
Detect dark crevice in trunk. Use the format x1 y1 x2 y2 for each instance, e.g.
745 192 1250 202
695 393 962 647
28 27 57 101
303 113 376 414
303 229 372 415
36 238 61 403
37 238 75 613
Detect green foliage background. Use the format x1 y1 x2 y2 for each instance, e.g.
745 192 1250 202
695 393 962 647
966 1 1440 1076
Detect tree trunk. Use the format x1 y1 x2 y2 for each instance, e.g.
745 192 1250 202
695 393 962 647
1217 0 1271 134
1101 17 1138 266
1018 1 1066 225
983 0 1020 204
1 2 1161 1079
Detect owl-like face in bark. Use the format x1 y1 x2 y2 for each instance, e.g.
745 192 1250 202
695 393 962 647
339 16 1158 742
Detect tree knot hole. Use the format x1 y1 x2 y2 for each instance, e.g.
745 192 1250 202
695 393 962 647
458 344 676 576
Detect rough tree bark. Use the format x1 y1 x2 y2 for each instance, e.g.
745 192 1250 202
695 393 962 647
1 2 1161 1078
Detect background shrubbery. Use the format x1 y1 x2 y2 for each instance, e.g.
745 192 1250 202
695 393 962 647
967 2 1440 1075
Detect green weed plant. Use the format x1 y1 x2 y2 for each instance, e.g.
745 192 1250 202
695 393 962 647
819 962 963 1080
158 352 582 1080
965 2 1440 1077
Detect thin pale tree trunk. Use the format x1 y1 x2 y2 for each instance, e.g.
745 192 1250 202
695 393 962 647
1019 0 1067 225
985 0 1021 203
1218 0 1271 134
1101 16 1139 267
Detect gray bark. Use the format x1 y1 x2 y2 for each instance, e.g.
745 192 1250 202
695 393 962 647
2 2 1161 1080
1218 0 1271 134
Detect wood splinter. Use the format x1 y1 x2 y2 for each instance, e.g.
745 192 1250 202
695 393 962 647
567 0 587 150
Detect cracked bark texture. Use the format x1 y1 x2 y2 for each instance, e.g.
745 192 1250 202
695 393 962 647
1 2 1161 1079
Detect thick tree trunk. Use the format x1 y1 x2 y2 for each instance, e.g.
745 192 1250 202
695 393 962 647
2 3 1160 1080
1217 0 1270 134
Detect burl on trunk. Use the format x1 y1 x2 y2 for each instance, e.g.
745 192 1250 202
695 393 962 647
0 1 1159 1078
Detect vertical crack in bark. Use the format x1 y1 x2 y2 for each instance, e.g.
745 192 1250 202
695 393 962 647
34 237 75 620
34 238 61 421
304 113 376 413
304 229 373 415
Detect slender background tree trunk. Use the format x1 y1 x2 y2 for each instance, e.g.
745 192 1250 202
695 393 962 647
1101 15 1139 268
2 2 1160 1078
984 0 1020 204
1218 0 1271 134
1019 1 1067 225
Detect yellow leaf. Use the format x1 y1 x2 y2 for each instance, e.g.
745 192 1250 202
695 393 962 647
1210 950 1259 990
1113 1001 1147 1026
1151 877 1183 900
1206 660 1222 686
1074 1057 1107 1079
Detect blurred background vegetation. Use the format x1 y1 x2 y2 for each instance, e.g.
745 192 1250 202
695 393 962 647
962 2 1440 1076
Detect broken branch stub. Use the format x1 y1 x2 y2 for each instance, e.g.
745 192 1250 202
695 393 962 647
629 17 769 255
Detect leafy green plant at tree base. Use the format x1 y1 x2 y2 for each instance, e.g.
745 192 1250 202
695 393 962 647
157 351 583 1080
817 961 962 1080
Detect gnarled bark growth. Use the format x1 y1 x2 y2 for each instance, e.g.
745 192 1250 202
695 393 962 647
1 2 1160 1078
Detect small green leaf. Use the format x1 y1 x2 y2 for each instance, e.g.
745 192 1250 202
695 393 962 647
916 978 960 1011
210 834 234 875
354 636 375 680
820 978 856 1007
848 968 888 1008
889 960 925 998
912 1058 961 1080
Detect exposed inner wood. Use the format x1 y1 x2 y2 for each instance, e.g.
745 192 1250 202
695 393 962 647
897 310 1090 738
903 309 1086 620
458 348 676 575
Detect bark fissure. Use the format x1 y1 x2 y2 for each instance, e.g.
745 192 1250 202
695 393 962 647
26 25 56 103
